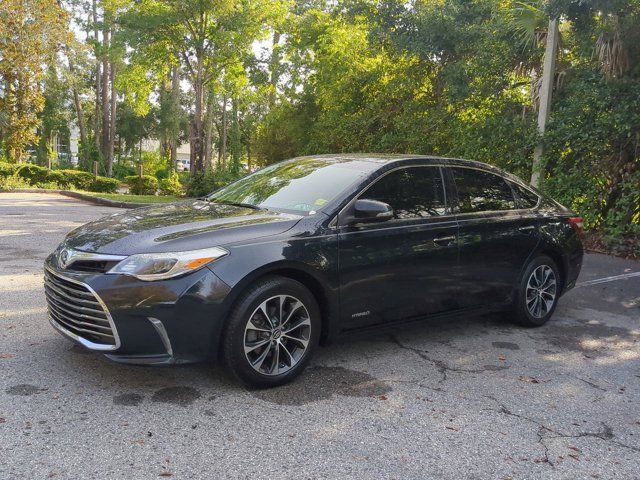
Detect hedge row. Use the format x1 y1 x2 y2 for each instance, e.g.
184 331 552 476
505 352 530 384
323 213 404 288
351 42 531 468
124 175 158 195
0 162 119 193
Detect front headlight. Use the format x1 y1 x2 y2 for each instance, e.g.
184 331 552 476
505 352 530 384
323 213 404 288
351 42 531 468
107 246 229 281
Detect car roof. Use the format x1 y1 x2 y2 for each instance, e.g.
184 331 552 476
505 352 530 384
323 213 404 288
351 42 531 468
293 153 512 178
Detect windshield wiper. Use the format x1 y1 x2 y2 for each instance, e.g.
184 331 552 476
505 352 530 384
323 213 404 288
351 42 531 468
206 199 265 210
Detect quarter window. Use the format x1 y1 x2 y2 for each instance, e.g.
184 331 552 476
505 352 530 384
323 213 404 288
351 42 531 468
362 167 446 219
510 182 539 209
451 168 516 213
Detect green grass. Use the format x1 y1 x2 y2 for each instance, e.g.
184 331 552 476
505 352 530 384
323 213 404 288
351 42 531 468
81 192 183 204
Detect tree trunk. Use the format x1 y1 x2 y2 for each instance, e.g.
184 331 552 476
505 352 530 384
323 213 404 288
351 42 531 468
204 91 216 170
67 55 88 161
169 65 179 171
531 18 559 188
189 53 205 174
101 27 110 166
220 93 228 169
92 0 101 153
107 60 116 177
230 96 241 173
268 31 281 107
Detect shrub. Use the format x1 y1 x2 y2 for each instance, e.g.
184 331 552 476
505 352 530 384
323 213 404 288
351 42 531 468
16 164 50 184
0 162 18 178
0 175 32 190
35 181 61 190
54 169 95 190
88 177 119 193
155 167 170 180
186 171 215 197
125 175 158 195
139 151 167 178
0 162 119 193
159 172 184 196
46 170 65 185
186 170 237 197
112 162 136 180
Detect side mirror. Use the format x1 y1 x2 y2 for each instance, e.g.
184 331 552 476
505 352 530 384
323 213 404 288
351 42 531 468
352 199 394 223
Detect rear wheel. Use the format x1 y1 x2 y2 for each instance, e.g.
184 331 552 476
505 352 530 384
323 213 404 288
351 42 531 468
222 276 320 388
512 255 560 327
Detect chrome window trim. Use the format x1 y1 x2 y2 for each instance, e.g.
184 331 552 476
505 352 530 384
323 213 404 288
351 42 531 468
447 165 541 212
45 265 121 351
338 218 459 237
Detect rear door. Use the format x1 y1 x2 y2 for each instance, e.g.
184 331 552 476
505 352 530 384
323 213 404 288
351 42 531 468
446 166 540 308
337 165 460 329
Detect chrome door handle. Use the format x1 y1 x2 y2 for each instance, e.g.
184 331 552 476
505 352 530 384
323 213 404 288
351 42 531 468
518 225 535 232
433 235 456 247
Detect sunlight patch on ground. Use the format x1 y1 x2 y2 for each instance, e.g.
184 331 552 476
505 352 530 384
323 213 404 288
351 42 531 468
0 273 43 292
0 306 48 317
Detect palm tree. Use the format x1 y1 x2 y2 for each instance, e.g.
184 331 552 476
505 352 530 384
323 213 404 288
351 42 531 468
595 14 630 80
508 1 559 187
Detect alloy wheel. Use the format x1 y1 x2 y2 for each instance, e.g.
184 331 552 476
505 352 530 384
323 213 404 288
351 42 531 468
525 265 557 319
243 295 311 376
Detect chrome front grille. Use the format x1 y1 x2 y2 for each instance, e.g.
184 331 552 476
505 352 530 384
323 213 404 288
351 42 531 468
44 267 119 350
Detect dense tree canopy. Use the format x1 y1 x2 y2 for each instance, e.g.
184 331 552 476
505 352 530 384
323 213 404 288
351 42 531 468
0 0 638 251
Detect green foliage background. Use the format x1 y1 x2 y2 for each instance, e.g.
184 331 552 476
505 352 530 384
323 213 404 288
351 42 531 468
251 0 639 252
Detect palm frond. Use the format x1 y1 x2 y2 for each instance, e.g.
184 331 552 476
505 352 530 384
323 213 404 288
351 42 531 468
595 16 629 80
507 1 547 50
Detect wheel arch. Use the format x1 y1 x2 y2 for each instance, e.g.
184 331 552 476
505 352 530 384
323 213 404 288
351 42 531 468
511 241 567 305
537 247 567 293
216 261 338 357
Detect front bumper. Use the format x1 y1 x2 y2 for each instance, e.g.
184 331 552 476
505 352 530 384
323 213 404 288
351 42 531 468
44 254 232 364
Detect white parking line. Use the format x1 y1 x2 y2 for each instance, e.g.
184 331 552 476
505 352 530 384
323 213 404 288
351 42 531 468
576 271 640 287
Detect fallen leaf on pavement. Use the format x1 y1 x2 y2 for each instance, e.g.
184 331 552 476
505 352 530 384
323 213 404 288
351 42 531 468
498 355 506 361
0 354 13 359
518 376 540 384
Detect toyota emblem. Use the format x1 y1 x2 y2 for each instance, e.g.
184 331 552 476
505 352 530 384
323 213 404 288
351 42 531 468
59 248 69 268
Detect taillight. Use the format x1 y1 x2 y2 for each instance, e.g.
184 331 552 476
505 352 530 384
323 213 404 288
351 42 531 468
568 217 583 235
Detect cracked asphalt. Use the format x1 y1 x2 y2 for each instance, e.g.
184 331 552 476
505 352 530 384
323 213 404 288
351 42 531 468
1 192 639 479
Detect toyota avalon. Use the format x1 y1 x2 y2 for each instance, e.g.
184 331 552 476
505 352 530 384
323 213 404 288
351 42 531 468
44 154 583 387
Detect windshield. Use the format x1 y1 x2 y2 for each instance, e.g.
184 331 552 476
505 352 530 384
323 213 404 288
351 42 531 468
207 157 368 214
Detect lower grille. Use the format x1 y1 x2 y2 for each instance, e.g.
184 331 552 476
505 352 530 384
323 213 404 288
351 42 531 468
44 267 119 350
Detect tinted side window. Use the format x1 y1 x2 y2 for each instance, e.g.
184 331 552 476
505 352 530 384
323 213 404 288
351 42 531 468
510 182 539 209
451 168 516 213
363 167 446 219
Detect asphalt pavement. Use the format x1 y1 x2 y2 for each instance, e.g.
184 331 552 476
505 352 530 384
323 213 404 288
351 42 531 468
1 192 639 479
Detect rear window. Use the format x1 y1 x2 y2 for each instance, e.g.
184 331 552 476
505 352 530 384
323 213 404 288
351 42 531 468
451 167 516 213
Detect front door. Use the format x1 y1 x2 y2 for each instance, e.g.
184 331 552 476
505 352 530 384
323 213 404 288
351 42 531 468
337 165 459 329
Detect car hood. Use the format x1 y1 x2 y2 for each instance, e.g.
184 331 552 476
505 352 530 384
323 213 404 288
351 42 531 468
63 200 302 255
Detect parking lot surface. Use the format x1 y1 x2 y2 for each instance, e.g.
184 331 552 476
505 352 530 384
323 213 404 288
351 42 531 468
1 192 639 479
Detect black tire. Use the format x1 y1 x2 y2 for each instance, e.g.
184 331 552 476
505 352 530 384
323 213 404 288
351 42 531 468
222 275 321 388
512 255 561 327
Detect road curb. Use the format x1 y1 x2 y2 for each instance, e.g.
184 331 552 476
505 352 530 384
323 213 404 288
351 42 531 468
0 188 150 209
